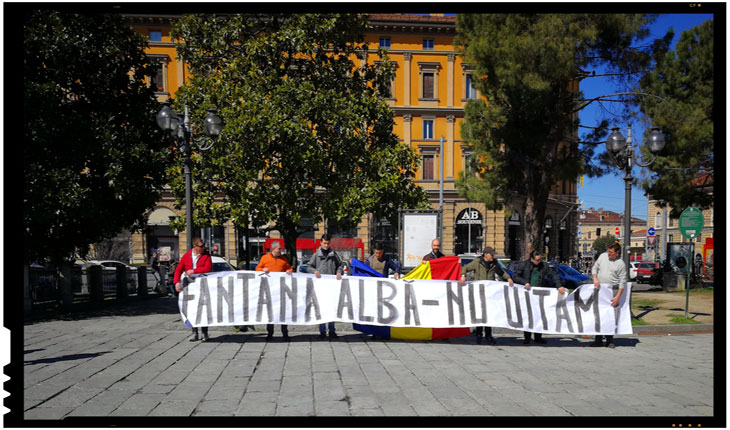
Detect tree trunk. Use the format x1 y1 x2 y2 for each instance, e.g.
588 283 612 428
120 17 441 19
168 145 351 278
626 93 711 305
519 169 550 260
280 223 299 271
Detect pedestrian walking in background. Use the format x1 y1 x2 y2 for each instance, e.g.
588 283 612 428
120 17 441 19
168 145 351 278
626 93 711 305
256 241 293 341
422 238 445 262
590 243 627 348
512 250 564 345
308 234 345 339
174 238 212 342
365 241 400 279
459 247 513 344
149 250 163 294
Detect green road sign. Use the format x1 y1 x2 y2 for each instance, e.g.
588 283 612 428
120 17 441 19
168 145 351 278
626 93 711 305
679 207 704 239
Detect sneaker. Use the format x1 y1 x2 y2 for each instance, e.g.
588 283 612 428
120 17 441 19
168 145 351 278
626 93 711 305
523 338 531 345
318 333 327 340
189 333 200 342
534 338 547 345
201 332 210 342
329 332 338 339
589 341 603 347
606 342 616 348
485 336 496 344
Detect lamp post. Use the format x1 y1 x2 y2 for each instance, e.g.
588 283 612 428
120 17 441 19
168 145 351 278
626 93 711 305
605 124 665 316
156 102 223 251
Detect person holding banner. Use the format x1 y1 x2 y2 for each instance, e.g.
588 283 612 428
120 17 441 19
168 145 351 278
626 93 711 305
422 238 445 262
256 241 293 341
459 246 513 344
365 241 400 279
512 250 564 345
590 243 627 348
308 234 344 340
174 238 213 342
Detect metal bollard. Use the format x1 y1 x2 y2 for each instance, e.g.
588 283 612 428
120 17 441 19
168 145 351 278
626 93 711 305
89 265 104 303
116 266 129 299
60 263 74 308
137 266 148 296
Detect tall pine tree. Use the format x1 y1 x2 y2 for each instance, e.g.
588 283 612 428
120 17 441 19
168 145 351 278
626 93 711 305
455 14 659 258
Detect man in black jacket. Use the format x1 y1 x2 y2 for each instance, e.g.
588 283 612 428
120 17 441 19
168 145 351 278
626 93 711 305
512 250 565 344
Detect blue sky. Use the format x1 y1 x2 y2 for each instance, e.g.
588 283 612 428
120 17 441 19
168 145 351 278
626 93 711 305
577 13 714 220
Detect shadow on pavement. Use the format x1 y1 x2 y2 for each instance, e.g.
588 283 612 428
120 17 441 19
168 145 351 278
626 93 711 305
195 333 641 348
24 352 110 365
23 296 180 325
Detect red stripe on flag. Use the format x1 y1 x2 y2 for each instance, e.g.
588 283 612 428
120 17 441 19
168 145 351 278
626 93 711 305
428 256 462 281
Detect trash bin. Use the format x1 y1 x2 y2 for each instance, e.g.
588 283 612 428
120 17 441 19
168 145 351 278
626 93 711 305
676 273 687 291
662 272 687 291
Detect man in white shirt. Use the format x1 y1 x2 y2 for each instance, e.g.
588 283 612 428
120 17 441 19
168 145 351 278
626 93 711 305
590 243 627 348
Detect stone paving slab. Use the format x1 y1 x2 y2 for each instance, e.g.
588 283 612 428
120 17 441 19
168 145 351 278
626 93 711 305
13 297 719 424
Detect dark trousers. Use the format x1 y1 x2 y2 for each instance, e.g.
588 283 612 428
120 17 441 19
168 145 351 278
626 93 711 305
192 327 208 335
267 324 288 336
524 332 543 341
474 326 492 337
595 335 614 344
319 322 336 334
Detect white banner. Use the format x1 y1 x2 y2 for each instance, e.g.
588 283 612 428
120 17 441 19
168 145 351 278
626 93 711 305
178 271 633 335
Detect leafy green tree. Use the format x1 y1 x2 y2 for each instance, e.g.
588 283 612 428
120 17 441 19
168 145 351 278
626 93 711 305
455 14 659 259
169 13 428 265
24 11 170 264
592 234 618 256
638 20 713 215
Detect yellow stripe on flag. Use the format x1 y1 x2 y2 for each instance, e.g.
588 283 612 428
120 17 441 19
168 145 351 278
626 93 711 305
390 327 433 340
403 262 432 279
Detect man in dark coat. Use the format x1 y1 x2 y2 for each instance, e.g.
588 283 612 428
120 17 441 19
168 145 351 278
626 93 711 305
512 250 565 345
422 238 445 262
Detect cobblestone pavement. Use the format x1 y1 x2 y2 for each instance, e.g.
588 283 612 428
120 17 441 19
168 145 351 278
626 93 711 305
20 297 715 420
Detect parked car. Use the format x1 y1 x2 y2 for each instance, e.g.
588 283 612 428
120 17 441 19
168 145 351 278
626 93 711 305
210 256 236 272
629 261 641 281
85 260 133 271
298 257 310 273
636 262 661 285
629 262 640 281
85 260 137 290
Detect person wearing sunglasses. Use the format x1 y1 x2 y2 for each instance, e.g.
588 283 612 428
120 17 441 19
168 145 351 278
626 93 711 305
174 238 213 341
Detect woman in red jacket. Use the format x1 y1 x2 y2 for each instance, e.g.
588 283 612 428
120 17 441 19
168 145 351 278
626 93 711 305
174 238 212 341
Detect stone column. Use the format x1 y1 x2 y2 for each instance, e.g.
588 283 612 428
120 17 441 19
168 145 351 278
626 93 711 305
403 52 412 107
403 114 412 147
446 115 455 180
447 53 455 107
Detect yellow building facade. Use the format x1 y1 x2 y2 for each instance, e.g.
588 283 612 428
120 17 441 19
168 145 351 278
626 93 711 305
125 13 579 267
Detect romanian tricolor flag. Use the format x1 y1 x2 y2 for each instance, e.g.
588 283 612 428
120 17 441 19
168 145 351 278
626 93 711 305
352 256 471 340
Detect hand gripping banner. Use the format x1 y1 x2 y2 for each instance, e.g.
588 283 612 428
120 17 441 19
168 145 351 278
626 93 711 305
177 271 632 336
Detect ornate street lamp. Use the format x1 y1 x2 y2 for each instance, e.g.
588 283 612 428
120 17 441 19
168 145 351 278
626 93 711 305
157 102 223 250
606 124 664 316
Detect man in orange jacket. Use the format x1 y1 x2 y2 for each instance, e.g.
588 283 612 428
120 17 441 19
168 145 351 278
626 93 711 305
174 237 213 341
256 241 293 341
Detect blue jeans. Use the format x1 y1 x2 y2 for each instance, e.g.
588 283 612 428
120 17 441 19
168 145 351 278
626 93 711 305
319 322 335 334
